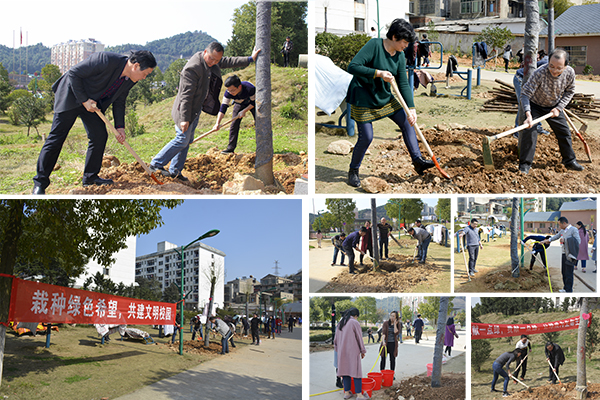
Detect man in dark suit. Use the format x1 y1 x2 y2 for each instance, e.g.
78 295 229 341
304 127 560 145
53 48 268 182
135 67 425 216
32 50 156 194
545 342 565 384
149 42 260 181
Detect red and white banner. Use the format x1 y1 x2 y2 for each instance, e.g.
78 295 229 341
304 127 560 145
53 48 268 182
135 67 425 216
472 313 592 339
8 277 176 325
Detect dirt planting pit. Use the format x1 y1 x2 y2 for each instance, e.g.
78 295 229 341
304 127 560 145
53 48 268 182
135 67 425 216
320 254 445 293
377 373 465 400
164 340 229 356
364 125 600 194
70 148 307 195
508 382 600 399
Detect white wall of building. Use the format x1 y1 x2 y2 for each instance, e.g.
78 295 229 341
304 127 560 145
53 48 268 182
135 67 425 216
315 0 410 37
197 248 225 314
74 235 137 288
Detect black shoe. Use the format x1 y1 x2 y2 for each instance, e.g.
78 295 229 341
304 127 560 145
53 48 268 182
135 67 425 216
336 377 343 389
32 185 45 195
565 161 584 171
347 168 360 187
413 157 435 175
491 388 498 393
149 164 171 177
221 149 234 155
83 176 114 187
171 173 189 182
518 164 530 175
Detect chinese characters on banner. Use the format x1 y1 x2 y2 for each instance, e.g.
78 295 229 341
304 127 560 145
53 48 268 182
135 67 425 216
8 277 176 325
471 313 592 339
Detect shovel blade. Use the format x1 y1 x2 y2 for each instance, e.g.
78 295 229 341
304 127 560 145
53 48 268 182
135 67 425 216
482 136 495 170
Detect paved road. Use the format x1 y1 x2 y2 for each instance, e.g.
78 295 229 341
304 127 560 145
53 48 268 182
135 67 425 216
477 68 600 97
115 327 302 400
544 241 596 293
310 329 466 399
309 241 350 293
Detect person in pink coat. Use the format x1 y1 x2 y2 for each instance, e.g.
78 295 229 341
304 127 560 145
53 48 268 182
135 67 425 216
334 307 369 399
576 221 590 273
443 317 459 357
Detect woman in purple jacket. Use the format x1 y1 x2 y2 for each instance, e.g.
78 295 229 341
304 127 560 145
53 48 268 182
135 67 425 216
444 317 459 357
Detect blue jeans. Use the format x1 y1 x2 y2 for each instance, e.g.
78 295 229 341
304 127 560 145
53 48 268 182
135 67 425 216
171 325 180 344
350 108 421 169
491 361 509 392
342 376 361 394
418 237 432 262
151 114 201 176
333 247 345 264
221 330 233 353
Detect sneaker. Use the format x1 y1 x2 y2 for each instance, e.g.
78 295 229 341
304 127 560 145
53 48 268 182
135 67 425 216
559 289 566 293
472 269 478 273
518 164 531 175
469 272 475 277
171 173 189 182
148 164 170 177
503 392 510 397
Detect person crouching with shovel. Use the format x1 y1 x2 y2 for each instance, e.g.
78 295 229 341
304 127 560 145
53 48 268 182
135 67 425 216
345 18 435 188
491 349 522 397
545 342 565 384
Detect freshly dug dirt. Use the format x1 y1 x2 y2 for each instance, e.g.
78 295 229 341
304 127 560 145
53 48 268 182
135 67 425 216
70 148 307 195
377 373 465 400
364 125 600 193
482 267 551 291
319 254 446 293
508 382 600 399
164 340 229 355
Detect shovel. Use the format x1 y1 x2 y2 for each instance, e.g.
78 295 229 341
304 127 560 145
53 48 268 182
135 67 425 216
547 359 562 385
508 373 530 389
390 235 404 248
512 354 528 382
191 105 254 145
94 109 163 185
459 239 471 283
564 112 592 162
565 109 588 133
482 112 554 170
520 240 552 293
390 80 451 179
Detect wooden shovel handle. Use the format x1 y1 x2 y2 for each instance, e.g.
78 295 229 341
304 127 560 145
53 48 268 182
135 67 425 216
191 105 254 145
564 112 592 162
491 112 554 141
565 108 587 127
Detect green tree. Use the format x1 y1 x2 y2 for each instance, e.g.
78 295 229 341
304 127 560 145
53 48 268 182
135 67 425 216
472 339 493 372
83 271 117 294
455 310 466 327
385 199 424 228
474 26 515 66
426 21 440 41
11 95 47 136
0 62 12 114
436 198 450 222
401 305 413 322
418 296 455 327
334 299 355 315
552 0 574 17
226 1 308 67
325 199 356 234
315 32 339 58
41 63 61 86
14 258 75 287
163 58 187 98
132 276 162 302
355 296 377 325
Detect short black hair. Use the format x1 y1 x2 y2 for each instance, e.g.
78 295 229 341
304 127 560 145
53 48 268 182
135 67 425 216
471 218 478 224
558 216 569 224
224 75 242 88
128 50 157 71
206 41 225 54
340 232 346 237
359 227 367 233
550 48 569 66
386 18 417 43
408 227 415 233
415 219 421 224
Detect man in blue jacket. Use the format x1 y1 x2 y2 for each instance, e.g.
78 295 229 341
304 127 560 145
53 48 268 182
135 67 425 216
32 50 156 194
342 227 367 274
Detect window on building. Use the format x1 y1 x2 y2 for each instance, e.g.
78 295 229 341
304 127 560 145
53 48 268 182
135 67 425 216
420 0 436 14
461 0 480 13
563 46 587 67
103 268 110 275
409 1 414 13
527 223 533 228
158 268 163 273
158 261 163 266
355 18 365 32
540 223 546 228
355 0 365 3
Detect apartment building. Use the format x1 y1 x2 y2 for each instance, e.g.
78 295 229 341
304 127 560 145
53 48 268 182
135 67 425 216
51 38 105 74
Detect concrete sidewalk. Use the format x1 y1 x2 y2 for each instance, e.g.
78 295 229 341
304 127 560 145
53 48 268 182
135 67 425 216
310 329 466 399
309 243 349 293
544 242 596 293
115 327 302 400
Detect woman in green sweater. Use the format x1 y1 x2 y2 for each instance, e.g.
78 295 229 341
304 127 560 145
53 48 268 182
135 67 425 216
346 18 434 187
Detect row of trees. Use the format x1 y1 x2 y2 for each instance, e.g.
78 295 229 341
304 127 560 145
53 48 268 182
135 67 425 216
472 297 581 320
311 198 451 234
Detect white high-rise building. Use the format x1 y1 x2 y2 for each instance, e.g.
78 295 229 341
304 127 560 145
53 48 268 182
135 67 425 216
74 236 137 288
136 241 226 312
51 38 105 74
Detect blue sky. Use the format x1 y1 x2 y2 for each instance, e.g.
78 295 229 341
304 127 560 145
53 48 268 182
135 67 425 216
136 199 302 282
2 1 251 48
310 197 442 214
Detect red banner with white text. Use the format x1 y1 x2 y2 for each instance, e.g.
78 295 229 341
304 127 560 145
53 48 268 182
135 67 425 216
472 313 592 339
8 277 176 325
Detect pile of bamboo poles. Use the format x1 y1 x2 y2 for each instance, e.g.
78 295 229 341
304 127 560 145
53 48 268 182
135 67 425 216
480 79 600 120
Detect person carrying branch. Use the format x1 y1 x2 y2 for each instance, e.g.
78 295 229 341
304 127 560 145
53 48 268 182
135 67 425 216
212 75 256 154
345 18 435 188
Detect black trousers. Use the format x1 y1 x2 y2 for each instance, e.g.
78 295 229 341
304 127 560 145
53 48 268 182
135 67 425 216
251 327 259 344
380 341 396 371
530 249 547 269
515 354 528 378
34 106 109 188
344 246 356 273
548 363 560 383
519 102 576 167
359 244 373 263
225 103 256 152
415 328 422 343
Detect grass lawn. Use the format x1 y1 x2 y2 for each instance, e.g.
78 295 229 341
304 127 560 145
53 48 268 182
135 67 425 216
0 324 250 400
471 310 600 399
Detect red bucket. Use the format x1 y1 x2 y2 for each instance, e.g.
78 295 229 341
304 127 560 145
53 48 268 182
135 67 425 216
367 372 383 390
427 363 433 377
381 369 394 387
362 377 375 397
350 377 356 394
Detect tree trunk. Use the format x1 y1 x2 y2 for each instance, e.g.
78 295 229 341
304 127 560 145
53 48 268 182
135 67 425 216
510 197 520 277
255 1 274 185
576 297 588 399
519 0 539 126
0 200 25 387
547 0 555 54
204 278 216 347
371 199 380 271
432 297 449 387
